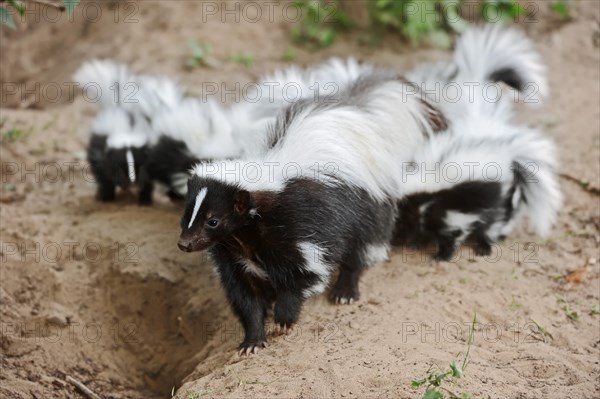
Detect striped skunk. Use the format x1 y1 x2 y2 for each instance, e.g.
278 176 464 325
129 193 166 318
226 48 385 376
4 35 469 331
74 60 185 204
392 181 505 260
178 176 396 353
393 120 562 261
86 107 154 204
390 25 559 261
176 67 443 353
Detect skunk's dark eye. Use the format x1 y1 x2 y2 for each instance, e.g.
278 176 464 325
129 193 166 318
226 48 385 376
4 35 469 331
207 219 219 228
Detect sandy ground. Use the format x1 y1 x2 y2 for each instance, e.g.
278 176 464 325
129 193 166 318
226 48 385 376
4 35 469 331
1 1 599 398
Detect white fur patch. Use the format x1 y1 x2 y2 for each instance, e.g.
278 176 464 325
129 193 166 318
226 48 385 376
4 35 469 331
170 173 190 197
362 244 390 267
240 258 269 280
444 211 480 232
298 242 332 298
188 187 208 229
192 79 428 201
126 149 136 183
106 133 148 149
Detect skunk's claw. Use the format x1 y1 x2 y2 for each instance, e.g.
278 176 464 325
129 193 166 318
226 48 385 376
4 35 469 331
273 323 294 336
238 340 268 356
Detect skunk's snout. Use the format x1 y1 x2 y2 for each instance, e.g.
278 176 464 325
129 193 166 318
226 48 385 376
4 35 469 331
177 238 194 252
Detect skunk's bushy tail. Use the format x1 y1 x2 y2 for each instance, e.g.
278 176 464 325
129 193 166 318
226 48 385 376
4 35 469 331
136 75 186 117
505 127 562 236
453 24 548 102
73 60 138 108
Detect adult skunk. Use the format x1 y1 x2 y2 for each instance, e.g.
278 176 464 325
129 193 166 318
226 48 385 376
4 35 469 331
176 67 444 354
74 60 185 204
178 176 396 353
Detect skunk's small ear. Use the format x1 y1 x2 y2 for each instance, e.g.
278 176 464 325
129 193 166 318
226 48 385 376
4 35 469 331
234 190 252 215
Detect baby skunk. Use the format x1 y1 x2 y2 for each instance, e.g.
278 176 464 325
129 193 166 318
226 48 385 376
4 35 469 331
147 98 242 200
74 60 185 204
393 180 509 261
178 175 396 354
87 107 154 204
394 120 561 261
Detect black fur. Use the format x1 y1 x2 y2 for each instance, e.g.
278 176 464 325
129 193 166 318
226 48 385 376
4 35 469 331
489 67 524 93
178 176 396 352
146 136 201 201
87 134 153 205
392 181 504 261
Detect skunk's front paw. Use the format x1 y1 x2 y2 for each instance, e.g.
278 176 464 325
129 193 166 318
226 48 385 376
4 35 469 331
330 286 360 305
273 323 295 336
238 340 268 356
474 242 492 257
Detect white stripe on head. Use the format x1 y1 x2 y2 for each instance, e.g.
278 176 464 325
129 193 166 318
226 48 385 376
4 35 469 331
188 187 208 229
126 149 136 183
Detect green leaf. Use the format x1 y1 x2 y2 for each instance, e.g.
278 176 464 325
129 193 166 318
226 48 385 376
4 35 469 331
8 0 25 16
449 361 463 378
433 372 449 386
0 6 16 30
280 47 296 62
411 378 428 388
550 1 570 18
318 29 336 47
231 51 255 68
508 2 526 18
423 388 443 399
63 0 81 17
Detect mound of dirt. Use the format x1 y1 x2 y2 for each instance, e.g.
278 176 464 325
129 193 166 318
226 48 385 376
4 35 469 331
1 1 598 398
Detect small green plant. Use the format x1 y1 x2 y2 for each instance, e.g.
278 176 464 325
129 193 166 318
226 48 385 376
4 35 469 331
550 0 571 19
589 304 599 317
186 40 212 69
481 0 526 24
2 127 31 142
1 0 80 29
371 0 469 48
410 313 476 399
280 46 297 62
557 297 579 321
509 295 523 310
291 0 353 48
231 51 256 68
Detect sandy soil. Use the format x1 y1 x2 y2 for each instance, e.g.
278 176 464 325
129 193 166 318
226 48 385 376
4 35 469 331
1 1 599 398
